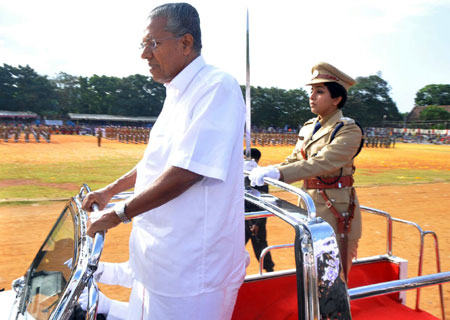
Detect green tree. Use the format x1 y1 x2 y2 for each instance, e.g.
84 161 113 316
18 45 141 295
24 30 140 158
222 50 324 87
77 76 97 114
243 86 310 129
55 74 165 117
0 64 17 110
420 106 450 121
415 84 450 106
87 75 122 114
345 74 401 127
52 72 83 115
0 64 58 115
277 88 310 128
115 74 165 117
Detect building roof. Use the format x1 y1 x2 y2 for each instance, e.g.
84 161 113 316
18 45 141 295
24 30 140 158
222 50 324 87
0 110 38 119
407 105 450 121
68 113 157 122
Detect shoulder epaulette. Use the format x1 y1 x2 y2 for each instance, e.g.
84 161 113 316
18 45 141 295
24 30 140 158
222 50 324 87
331 117 364 159
304 118 316 125
339 117 356 125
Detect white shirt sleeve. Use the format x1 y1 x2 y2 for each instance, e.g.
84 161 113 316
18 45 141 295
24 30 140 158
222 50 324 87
98 261 133 288
168 80 245 182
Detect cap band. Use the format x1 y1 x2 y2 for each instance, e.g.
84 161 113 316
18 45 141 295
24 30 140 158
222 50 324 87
313 74 339 81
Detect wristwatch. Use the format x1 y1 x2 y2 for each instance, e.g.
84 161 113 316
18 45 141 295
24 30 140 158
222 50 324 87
113 201 132 224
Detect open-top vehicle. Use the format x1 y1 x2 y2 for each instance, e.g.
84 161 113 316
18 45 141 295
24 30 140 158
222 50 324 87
1 179 449 319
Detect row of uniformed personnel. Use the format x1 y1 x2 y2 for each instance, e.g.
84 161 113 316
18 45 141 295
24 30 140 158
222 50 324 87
364 136 396 148
251 133 298 146
0 124 51 143
103 126 151 144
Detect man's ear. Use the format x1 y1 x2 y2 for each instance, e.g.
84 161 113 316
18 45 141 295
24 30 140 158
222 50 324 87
181 33 194 56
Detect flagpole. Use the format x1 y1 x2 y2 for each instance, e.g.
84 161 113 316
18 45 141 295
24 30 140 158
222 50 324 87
245 9 251 159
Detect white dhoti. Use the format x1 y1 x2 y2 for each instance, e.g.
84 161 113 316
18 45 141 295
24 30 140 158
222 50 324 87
126 280 240 320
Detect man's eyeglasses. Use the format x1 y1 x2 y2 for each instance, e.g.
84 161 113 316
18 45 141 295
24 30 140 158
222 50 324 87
140 36 181 50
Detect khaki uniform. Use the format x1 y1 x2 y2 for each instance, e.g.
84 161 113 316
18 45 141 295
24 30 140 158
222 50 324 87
278 109 362 240
277 109 362 275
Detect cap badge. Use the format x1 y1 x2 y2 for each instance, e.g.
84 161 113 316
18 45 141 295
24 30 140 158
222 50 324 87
312 69 320 79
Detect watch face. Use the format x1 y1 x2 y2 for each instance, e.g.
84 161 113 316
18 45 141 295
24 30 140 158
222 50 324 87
115 202 125 214
115 202 131 223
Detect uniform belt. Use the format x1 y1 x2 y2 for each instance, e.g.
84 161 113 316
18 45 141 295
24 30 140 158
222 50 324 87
304 176 354 189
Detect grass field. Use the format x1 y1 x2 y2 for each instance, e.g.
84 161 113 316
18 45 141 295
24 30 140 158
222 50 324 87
256 142 450 188
0 135 449 318
1 135 449 202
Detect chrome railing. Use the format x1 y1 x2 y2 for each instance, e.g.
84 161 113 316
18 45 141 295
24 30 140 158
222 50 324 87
78 184 104 320
259 244 294 275
349 271 450 300
244 171 316 220
243 174 350 320
361 205 446 319
243 188 448 320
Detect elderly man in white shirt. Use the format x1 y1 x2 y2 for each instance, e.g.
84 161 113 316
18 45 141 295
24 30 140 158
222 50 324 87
82 3 246 320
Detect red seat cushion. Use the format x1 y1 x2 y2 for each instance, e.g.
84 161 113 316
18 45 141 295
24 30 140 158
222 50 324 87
232 274 298 320
351 296 439 320
232 261 439 319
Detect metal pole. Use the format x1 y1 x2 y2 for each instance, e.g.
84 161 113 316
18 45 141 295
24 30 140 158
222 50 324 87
244 9 251 159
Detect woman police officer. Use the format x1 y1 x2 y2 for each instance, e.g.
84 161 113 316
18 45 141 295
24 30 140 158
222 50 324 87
248 62 363 280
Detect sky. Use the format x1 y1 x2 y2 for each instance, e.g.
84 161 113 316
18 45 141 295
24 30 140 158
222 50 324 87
1 0 450 113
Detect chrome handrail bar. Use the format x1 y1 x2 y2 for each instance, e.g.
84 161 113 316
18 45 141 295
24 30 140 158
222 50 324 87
245 210 273 220
263 178 316 220
425 230 446 319
360 206 393 256
111 192 134 201
244 170 316 219
390 217 446 319
244 210 295 276
259 244 294 275
79 184 104 320
243 178 322 319
349 271 450 301
244 191 307 228
390 217 426 311
79 184 105 270
361 206 446 319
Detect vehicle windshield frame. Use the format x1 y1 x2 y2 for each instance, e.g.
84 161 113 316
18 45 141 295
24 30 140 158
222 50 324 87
19 203 78 318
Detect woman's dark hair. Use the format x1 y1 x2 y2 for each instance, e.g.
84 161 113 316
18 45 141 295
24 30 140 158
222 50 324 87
324 82 347 108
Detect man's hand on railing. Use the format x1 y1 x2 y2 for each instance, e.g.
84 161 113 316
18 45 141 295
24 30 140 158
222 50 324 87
87 209 121 238
82 189 113 212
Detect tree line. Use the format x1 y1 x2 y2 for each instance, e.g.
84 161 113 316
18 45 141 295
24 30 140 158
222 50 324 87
415 85 450 127
1 64 449 128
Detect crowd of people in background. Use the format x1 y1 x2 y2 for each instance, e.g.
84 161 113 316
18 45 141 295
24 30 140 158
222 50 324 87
0 123 52 143
102 126 151 144
365 127 449 145
0 122 152 145
251 132 298 146
0 121 448 145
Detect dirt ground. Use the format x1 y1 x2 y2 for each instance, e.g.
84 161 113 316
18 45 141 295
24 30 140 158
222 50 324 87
0 135 449 318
